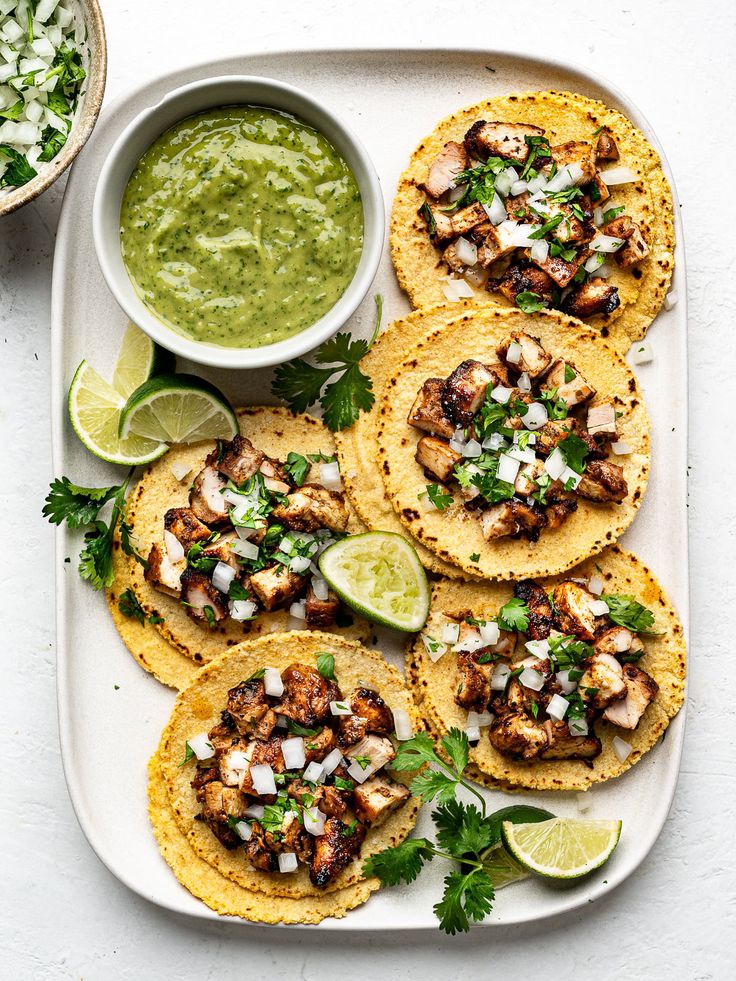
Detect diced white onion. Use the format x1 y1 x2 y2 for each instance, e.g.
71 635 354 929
461 438 482 458
264 667 284 698
585 251 606 273
310 576 329 601
527 174 546 193
591 234 624 254
250 764 277 796
510 179 528 196
597 262 613 279
465 724 481 742
464 264 489 288
288 555 312 574
600 166 637 185
479 621 500 646
523 402 548 430
230 538 260 561
455 236 478 266
630 342 653 365
452 629 486 654
467 709 493 728
347 759 374 783
664 290 678 311
187 733 215 761
525 639 550 658
491 385 513 404
393 707 414 741
441 622 460 645
482 432 509 451
244 803 265 820
612 736 633 761
491 663 511 690
568 716 589 737
593 206 604 226
329 699 352 716
505 340 523 364
281 736 305 769
530 239 549 264
560 466 581 490
506 444 537 464
233 820 252 841
494 168 516 197
497 452 521 484
289 600 306 620
169 460 192 482
443 277 475 301
278 852 298 873
555 669 578 695
544 162 584 192
229 599 258 621
483 192 507 225
610 440 632 455
588 574 605 595
519 668 545 691
544 447 567 480
303 761 325 784
318 461 342 490
589 599 610 617
163 530 185 564
546 693 570 721
321 748 343 775
211 561 236 594
576 791 592 813
303 806 327 836
421 633 448 662
514 372 530 394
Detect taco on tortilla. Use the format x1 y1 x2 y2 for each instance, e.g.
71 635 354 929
391 90 674 351
407 546 686 792
118 408 370 675
151 632 420 923
376 306 649 580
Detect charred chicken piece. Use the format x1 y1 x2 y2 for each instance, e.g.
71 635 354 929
189 465 229 525
481 498 547 542
239 734 286 797
545 497 578 529
420 201 456 242
544 358 596 409
594 627 644 658
474 221 520 267
216 435 264 486
602 664 658 729
420 140 468 198
199 781 248 848
344 735 396 774
514 459 547 496
587 398 619 438
534 420 577 456
449 202 488 237
489 712 550 760
540 721 602 760
201 531 240 568
305 583 340 628
337 688 395 748
531 249 587 288
180 568 228 624
456 650 494 712
145 542 185 596
497 330 552 378
515 580 554 640
546 141 597 185
407 378 457 439
248 565 307 611
562 278 620 319
217 739 253 787
415 435 462 483
595 129 619 161
310 817 366 888
302 725 338 763
271 484 350 534
288 780 350 819
163 507 213 551
464 120 545 165
353 774 410 826
441 360 505 426
576 460 628 503
259 457 291 496
226 679 271 739
275 662 341 728
244 821 278 872
603 216 650 268
578 651 627 709
552 581 607 641
492 259 558 307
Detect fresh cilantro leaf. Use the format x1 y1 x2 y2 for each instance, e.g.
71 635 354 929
284 451 310 486
47 90 71 116
410 768 459 805
470 552 480 562
333 776 354 791
38 125 67 162
603 594 656 633
187 542 218 573
46 43 86 98
245 668 266 682
363 838 435 886
433 801 496 858
178 742 195 767
419 201 438 236
285 719 321 737
0 100 24 121
203 605 217 629
341 819 359 837
119 588 145 625
352 754 372 770
558 432 590 474
434 869 495 935
0 145 37 188
453 156 507 206
519 134 551 181
316 652 336 680
497 597 530 633
148 614 165 625
440 728 469 776
564 363 577 383
228 579 250 601
421 483 454 511
392 731 440 772
528 214 563 240
538 388 569 421
43 477 118 528
515 290 546 314
603 205 625 224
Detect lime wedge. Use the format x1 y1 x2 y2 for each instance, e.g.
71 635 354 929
112 322 175 400
318 531 430 632
482 846 528 889
118 374 239 444
501 817 622 880
68 360 169 465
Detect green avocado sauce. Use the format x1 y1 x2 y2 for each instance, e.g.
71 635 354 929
119 106 364 348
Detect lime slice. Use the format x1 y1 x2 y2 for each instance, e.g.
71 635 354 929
68 361 169 465
501 817 622 880
112 322 175 399
118 374 239 444
318 531 430 632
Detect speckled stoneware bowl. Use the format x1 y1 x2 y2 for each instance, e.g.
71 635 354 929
0 0 107 217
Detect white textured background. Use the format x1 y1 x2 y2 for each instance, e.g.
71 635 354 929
1 1 734 978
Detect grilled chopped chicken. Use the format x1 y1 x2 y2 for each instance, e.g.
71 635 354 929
259 458 291 496
249 565 307 611
163 507 212 551
477 220 525 267
464 120 545 165
587 399 618 437
544 358 596 409
481 498 547 541
443 239 473 274
407 378 456 439
337 688 394 748
594 627 644 658
552 581 606 641
534 420 577 456
602 664 658 729
239 735 286 797
545 497 578 529
207 715 241 752
199 781 248 848
353 774 410 826
587 172 611 203
275 663 341 728
190 465 229 525
441 360 502 426
218 740 253 787
456 650 494 712
576 460 628 503
216 435 264 486
489 712 550 759
449 202 488 237
270 810 314 864
415 435 462 483
515 580 554 640
497 330 552 378
201 531 240 569
544 201 589 244
421 201 456 242
514 459 546 496
561 278 621 321
505 190 534 222
546 141 597 185
145 541 186 596
492 259 557 306
344 735 396 774
305 583 340 628
288 780 350 819
272 484 350 533
578 652 627 709
180 568 228 623
310 817 366 888
244 821 278 871
595 130 619 161
531 249 587 288
302 725 337 763
226 679 272 738
421 141 468 198
540 722 602 760
606 219 649 268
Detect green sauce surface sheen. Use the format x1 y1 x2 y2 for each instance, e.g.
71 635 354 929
120 106 364 348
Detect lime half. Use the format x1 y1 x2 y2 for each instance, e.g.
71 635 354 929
112 322 175 399
68 361 168 465
118 374 239 444
501 817 622 880
318 531 430 632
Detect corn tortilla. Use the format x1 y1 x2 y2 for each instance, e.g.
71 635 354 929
390 90 674 351
157 631 421 901
407 546 686 791
376 306 650 580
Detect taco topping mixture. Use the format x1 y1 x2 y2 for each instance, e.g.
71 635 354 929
183 659 411 885
408 331 631 542
144 435 352 628
421 576 658 764
416 121 649 319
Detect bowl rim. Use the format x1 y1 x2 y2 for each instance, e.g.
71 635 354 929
92 73 385 370
0 0 108 217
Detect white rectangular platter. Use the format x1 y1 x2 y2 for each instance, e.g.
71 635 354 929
52 48 688 931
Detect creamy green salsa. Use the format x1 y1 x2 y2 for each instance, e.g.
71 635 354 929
119 106 364 348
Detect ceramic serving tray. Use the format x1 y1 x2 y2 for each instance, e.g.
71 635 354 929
51 48 688 931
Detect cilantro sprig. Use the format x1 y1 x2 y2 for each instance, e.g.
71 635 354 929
603 594 656 633
272 295 382 431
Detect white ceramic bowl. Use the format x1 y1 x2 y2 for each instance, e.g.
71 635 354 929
92 75 384 369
